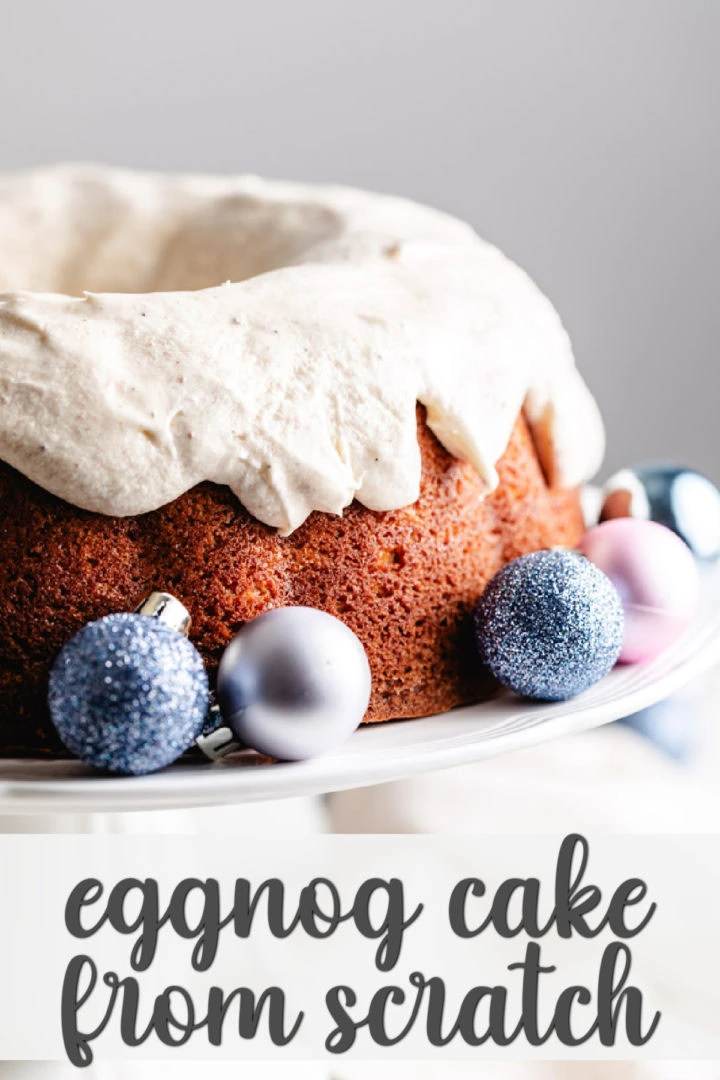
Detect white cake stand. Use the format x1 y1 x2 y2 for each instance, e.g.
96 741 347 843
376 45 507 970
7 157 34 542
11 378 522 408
1 567 719 815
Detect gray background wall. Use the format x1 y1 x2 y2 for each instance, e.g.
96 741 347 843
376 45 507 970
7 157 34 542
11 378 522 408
1 0 718 480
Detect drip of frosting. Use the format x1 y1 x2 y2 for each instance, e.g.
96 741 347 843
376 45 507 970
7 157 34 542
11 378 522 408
0 165 604 533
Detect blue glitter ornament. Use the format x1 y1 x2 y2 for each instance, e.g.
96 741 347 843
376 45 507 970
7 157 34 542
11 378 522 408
474 550 624 701
601 465 720 560
217 606 371 760
48 612 208 775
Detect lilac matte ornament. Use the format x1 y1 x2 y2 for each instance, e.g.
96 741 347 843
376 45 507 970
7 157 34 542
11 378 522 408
217 607 371 760
579 519 700 664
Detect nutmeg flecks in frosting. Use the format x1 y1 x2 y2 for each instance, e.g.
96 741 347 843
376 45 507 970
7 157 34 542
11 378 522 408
0 165 604 533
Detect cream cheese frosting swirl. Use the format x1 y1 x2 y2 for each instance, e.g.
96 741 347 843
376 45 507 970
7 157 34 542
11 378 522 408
0 165 604 533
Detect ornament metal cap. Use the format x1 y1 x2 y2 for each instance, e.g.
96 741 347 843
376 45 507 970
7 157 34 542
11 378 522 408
194 691 242 761
195 725 242 761
134 591 242 762
135 591 191 635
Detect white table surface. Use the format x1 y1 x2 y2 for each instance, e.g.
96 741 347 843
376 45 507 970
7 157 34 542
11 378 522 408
0 1060 717 1079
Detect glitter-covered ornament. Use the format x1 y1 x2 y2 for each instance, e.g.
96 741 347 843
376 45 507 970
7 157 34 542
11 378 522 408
217 606 371 760
580 518 700 664
600 465 720 560
48 598 208 775
474 550 624 701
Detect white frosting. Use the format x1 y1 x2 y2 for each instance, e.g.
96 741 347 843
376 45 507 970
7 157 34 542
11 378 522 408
0 165 604 533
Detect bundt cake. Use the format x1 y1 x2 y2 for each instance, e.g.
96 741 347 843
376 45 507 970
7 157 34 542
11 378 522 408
0 166 604 756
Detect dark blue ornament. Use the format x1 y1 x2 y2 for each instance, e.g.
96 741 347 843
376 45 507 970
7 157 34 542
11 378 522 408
620 697 697 762
474 550 624 701
601 465 720 560
48 613 208 775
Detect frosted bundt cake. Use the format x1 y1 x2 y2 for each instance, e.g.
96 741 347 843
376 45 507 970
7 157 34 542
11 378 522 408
0 165 604 755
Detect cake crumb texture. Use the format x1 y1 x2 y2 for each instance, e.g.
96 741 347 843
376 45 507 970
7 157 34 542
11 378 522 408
0 410 584 756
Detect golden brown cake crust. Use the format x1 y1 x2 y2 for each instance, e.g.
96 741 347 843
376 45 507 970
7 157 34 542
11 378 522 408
0 410 584 756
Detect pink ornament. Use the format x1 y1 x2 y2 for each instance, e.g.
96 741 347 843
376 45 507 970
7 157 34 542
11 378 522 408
579 519 700 664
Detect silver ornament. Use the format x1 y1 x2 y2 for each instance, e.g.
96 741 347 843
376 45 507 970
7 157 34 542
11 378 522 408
216 606 372 760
